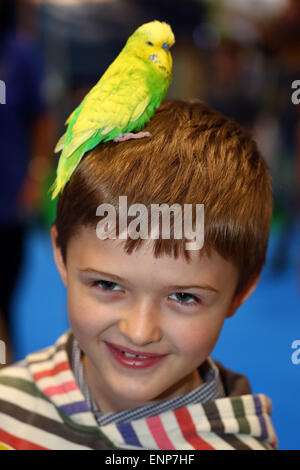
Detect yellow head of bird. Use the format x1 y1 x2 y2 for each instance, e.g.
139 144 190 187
125 20 175 78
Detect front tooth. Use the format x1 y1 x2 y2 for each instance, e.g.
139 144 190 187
124 352 137 358
123 351 148 358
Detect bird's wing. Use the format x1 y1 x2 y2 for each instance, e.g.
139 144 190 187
62 68 151 159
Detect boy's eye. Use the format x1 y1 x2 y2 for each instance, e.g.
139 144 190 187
169 292 199 307
91 282 199 306
92 280 122 291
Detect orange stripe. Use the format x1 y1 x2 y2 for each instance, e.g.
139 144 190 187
0 429 48 450
174 407 215 450
33 361 70 380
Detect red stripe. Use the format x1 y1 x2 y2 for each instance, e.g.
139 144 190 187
174 407 215 450
43 381 78 397
0 429 48 450
33 361 70 380
146 415 176 449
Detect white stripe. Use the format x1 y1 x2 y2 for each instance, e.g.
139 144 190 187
0 365 31 381
215 398 239 433
100 422 128 447
26 346 56 362
187 402 211 433
70 411 97 427
34 371 77 389
55 331 71 346
159 411 194 450
28 351 69 373
0 412 91 450
12 360 26 367
131 418 159 449
0 383 63 422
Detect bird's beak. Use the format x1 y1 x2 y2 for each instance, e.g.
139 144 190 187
149 54 158 63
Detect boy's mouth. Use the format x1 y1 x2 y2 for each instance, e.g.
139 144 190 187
105 342 169 369
105 341 167 358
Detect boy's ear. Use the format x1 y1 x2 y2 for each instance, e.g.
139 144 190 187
226 273 261 319
50 224 68 286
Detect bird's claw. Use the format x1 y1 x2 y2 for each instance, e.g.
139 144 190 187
113 131 151 142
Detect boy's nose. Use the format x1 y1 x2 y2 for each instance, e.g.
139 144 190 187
118 302 163 346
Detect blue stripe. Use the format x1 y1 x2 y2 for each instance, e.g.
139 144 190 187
116 421 142 447
60 400 90 416
253 395 268 440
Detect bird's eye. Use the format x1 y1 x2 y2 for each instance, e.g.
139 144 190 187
147 41 154 46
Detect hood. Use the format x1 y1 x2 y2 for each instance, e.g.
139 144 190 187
25 330 278 450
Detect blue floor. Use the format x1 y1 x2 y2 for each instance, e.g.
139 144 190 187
10 221 300 450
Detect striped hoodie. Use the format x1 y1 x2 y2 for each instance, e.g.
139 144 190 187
0 330 278 450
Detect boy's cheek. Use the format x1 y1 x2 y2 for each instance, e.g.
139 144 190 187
67 290 112 338
67 287 96 331
178 316 225 355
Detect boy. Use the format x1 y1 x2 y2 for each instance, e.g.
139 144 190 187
0 99 278 450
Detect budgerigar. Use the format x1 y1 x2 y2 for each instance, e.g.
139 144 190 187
49 20 175 199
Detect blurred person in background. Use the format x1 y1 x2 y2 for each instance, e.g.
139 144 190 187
202 0 300 276
258 0 300 273
0 0 53 365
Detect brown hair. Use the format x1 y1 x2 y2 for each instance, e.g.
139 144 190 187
54 99 272 296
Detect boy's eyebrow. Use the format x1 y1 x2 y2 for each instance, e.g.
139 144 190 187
79 268 219 293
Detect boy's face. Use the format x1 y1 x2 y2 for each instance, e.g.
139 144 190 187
51 225 258 413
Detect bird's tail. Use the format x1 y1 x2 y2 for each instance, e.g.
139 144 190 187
48 142 90 200
54 133 67 153
48 178 58 200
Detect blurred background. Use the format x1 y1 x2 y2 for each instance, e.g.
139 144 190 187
0 0 299 450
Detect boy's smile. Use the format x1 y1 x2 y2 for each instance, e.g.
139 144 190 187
51 225 256 414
